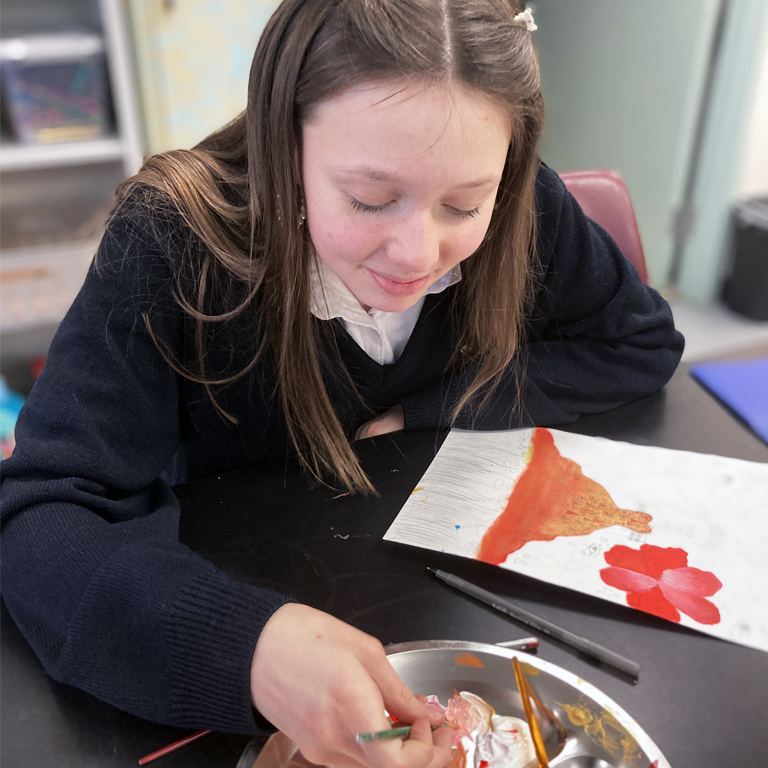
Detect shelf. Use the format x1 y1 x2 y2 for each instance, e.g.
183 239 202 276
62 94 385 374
0 137 126 172
1 238 99 333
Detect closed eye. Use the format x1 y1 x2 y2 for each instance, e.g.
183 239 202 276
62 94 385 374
449 206 481 219
350 197 481 219
349 197 390 214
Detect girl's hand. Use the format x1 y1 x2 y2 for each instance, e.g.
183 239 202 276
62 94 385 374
355 405 405 440
250 604 452 768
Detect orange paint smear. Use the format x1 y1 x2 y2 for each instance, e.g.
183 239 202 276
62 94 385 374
446 742 467 768
478 428 652 565
454 653 484 668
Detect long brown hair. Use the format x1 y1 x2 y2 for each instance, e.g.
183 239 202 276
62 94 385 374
115 0 545 493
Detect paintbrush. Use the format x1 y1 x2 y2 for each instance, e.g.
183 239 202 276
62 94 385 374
512 656 550 768
138 729 211 765
356 723 455 743
427 568 640 678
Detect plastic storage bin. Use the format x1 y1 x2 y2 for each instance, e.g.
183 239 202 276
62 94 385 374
723 197 768 321
0 32 108 144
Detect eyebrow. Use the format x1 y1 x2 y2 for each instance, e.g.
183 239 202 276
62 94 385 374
335 166 500 189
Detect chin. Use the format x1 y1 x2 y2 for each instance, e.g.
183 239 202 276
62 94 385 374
366 293 424 313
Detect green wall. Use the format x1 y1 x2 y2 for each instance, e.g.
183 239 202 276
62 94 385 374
533 0 719 288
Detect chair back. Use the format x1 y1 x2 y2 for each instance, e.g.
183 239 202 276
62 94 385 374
559 170 648 284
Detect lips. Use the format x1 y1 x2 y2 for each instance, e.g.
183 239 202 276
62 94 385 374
366 268 431 296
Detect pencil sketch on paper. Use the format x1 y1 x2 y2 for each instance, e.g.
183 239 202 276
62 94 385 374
384 427 768 653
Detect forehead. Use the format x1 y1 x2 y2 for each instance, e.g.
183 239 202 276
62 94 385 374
302 80 512 184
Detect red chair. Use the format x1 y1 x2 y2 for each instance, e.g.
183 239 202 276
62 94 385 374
559 170 648 284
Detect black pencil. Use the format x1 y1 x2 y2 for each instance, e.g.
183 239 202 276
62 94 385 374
427 567 640 678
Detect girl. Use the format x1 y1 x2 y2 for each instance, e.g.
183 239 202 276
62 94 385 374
0 2 683 767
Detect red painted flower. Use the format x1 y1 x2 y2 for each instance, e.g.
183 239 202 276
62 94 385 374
600 544 722 625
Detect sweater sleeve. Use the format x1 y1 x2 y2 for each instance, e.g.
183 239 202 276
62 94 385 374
400 164 684 430
0 207 289 734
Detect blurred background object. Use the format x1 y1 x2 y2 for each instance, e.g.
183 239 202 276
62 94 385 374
722 197 768 321
1 0 767 402
125 0 281 154
0 0 143 393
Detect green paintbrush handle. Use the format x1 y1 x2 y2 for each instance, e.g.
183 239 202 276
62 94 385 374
356 725 413 743
356 723 452 743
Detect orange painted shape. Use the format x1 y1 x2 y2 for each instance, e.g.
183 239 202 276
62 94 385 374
454 653 484 668
446 743 467 768
478 429 652 565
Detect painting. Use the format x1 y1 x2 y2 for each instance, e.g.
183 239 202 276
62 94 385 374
384 428 768 652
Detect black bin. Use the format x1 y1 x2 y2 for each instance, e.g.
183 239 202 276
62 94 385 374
723 197 768 321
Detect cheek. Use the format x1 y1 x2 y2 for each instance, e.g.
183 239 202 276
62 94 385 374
450 217 494 263
310 211 387 267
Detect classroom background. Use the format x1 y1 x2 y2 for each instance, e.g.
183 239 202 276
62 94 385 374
1 0 767 413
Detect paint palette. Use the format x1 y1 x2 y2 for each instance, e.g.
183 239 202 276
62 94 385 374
385 640 669 768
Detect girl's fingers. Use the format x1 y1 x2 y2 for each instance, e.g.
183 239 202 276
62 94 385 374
362 648 439 728
251 605 449 768
358 718 433 768
415 694 447 726
429 723 454 767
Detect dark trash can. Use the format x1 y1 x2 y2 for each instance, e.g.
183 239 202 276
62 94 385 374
723 197 768 321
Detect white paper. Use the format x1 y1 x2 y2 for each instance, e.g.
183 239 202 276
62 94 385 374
385 428 768 652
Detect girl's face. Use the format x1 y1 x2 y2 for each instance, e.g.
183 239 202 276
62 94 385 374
301 80 512 312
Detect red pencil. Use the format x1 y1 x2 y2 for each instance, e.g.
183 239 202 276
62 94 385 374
138 729 211 765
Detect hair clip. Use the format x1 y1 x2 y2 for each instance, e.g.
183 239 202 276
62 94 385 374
513 8 537 32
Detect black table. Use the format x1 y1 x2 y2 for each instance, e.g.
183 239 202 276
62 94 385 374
3 365 768 768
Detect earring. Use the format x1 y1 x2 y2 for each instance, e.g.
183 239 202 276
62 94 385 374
298 196 306 228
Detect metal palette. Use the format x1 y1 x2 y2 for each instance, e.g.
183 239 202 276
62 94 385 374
385 640 670 768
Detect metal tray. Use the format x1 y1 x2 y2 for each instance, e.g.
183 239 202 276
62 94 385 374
385 640 670 768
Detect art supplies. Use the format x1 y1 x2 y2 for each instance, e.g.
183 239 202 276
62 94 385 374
386 641 670 767
138 729 211 765
385 428 768 652
428 569 640 677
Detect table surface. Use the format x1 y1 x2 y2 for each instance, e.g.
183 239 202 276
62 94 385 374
3 365 768 768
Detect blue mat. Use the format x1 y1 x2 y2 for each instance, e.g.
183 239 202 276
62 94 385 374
690 356 768 444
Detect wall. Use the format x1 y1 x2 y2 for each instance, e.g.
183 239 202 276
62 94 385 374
127 0 281 154
532 0 719 288
736 18 768 199
676 0 768 302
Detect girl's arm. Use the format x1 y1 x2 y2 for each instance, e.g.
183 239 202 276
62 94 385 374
0 209 288 734
400 164 684 431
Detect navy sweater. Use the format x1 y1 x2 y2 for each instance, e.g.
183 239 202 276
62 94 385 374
0 164 683 734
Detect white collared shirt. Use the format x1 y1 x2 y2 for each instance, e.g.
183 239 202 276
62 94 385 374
309 258 462 365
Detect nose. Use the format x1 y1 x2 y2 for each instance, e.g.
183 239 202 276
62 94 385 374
387 210 441 276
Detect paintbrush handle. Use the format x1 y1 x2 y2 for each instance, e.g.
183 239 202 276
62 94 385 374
433 569 640 678
356 723 453 743
356 725 413 742
138 729 211 765
512 657 550 768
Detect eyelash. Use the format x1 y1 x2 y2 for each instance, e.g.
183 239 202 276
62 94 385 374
348 197 481 219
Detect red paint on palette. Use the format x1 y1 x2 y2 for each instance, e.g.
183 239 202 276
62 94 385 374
600 544 722 625
477 428 651 564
